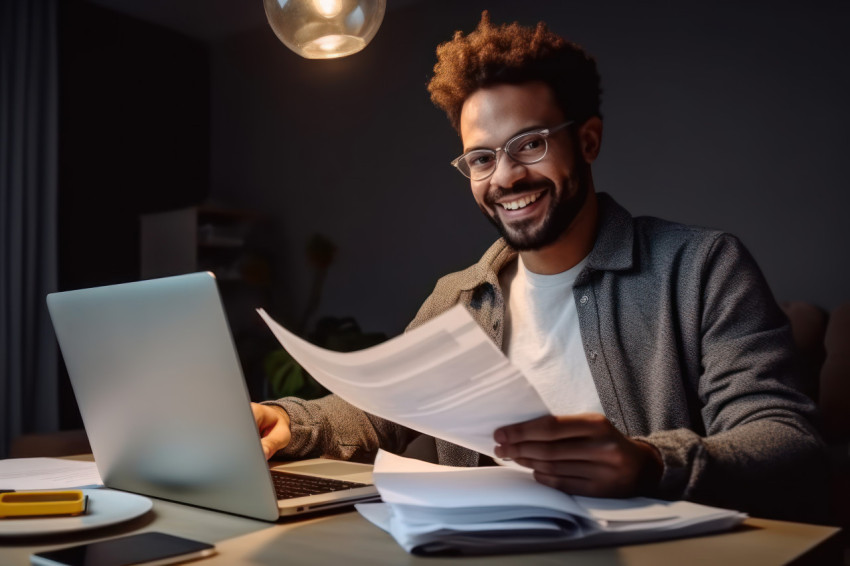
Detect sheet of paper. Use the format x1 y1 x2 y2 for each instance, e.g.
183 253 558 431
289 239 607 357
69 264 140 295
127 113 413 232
258 304 550 459
0 457 103 490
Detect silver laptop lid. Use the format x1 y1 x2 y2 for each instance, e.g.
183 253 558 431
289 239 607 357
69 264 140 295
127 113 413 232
47 272 280 521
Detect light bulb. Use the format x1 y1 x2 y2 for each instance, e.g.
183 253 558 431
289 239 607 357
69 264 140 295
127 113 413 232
315 0 342 18
263 0 386 60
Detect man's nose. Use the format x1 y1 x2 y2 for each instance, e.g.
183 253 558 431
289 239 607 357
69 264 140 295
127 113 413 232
489 150 527 189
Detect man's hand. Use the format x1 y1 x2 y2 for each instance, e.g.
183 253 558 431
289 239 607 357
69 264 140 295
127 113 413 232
251 402 292 460
494 413 662 498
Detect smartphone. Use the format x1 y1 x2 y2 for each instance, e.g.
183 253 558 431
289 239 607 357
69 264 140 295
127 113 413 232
30 532 216 566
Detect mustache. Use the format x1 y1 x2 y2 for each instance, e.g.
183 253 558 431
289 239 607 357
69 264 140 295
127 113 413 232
485 180 554 205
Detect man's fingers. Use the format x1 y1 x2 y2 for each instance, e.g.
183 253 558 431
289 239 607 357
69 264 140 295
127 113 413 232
251 402 273 430
495 413 610 444
250 403 291 460
497 438 605 462
493 413 661 498
260 439 273 460
261 419 291 457
260 438 279 460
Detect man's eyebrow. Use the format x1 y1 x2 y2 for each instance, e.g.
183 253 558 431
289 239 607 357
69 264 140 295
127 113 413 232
463 124 548 153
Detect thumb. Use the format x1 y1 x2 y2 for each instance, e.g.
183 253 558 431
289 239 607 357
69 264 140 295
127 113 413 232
251 403 291 460
261 416 292 459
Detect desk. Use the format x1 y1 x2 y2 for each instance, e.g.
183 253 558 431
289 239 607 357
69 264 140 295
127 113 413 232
0 459 843 566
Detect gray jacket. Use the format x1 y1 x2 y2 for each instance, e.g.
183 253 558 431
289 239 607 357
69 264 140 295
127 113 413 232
269 193 826 521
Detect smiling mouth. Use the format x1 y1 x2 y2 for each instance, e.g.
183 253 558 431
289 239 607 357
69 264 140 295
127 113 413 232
499 191 543 211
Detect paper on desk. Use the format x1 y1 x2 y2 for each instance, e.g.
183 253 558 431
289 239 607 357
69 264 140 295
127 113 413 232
257 305 550 459
0 458 103 490
369 450 689 524
357 451 748 555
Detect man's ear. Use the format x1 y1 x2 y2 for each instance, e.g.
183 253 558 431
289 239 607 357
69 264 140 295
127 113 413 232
578 116 603 164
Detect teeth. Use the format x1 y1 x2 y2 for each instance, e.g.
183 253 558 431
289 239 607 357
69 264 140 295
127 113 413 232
500 193 540 210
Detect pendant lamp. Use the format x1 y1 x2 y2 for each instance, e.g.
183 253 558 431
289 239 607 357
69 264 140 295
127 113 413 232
263 0 387 59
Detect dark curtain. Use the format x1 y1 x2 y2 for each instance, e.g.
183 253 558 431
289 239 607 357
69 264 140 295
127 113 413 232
0 0 59 458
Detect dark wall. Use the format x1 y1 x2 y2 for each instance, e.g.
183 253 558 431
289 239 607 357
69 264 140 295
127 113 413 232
59 0 209 291
58 0 210 426
209 0 850 339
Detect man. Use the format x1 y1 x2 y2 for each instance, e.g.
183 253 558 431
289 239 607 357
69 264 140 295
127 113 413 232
252 13 825 521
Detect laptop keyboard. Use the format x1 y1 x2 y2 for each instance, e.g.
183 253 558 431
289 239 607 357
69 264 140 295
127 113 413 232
271 470 371 500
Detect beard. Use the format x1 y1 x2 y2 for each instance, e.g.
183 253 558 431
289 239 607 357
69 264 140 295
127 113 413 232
480 161 590 252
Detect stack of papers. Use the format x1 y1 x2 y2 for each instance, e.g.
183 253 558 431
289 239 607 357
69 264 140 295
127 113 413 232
356 451 747 555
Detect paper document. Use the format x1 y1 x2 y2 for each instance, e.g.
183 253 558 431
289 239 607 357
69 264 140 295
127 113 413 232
356 450 747 555
0 458 103 490
257 305 550 459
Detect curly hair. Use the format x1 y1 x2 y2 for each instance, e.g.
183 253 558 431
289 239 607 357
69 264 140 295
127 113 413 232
427 11 602 133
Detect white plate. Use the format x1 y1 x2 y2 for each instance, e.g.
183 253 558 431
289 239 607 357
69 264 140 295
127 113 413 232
0 489 152 537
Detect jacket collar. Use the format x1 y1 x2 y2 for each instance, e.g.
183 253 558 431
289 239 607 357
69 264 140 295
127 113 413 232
584 192 635 274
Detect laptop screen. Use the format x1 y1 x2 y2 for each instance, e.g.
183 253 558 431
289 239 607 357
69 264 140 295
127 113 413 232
47 272 281 520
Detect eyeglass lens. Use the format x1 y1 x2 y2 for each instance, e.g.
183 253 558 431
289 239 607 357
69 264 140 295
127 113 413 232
460 131 548 180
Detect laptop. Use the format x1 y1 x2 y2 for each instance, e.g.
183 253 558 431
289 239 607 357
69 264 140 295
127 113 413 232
46 272 380 521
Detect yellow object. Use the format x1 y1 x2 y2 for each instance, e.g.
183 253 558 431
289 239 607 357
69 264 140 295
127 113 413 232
0 490 87 518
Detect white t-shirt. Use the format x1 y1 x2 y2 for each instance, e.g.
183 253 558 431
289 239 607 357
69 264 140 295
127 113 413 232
499 255 603 416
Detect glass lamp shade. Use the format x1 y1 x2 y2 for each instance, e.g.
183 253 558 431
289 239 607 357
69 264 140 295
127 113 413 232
263 0 387 59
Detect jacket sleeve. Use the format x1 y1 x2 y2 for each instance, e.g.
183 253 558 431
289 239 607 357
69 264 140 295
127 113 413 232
638 234 828 521
262 395 417 463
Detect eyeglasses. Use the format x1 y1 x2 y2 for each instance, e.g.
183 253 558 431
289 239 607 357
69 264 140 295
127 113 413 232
450 121 574 181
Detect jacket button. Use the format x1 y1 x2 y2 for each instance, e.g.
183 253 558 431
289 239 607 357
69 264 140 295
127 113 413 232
580 295 589 305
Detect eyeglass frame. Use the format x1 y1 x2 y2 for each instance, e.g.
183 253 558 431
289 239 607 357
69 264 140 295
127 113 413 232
450 121 574 181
